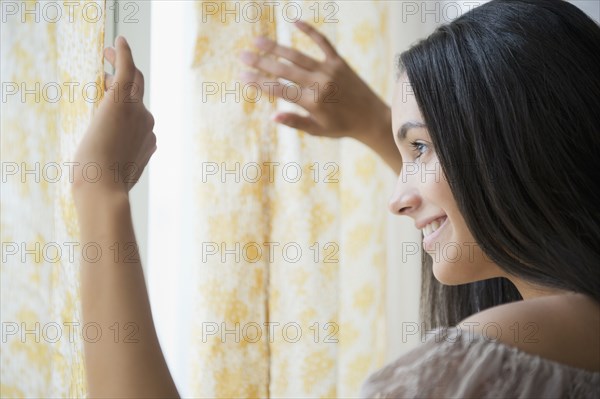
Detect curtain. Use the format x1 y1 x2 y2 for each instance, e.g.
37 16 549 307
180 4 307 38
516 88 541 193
151 1 394 397
1 0 106 396
1 0 395 397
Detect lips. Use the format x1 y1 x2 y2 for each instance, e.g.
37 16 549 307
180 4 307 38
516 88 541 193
422 216 449 252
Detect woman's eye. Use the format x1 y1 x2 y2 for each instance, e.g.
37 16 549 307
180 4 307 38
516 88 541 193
410 141 428 160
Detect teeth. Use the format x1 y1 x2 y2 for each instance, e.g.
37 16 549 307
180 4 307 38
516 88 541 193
423 218 444 237
423 224 432 237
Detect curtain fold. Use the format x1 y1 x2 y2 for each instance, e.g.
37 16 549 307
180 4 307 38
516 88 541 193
188 2 276 396
1 1 106 396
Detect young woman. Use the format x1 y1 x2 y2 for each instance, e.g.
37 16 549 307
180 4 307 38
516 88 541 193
73 0 599 397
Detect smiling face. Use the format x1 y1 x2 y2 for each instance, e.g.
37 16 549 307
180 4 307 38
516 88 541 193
390 73 503 285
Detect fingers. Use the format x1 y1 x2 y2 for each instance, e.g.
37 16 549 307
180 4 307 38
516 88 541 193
104 47 116 68
104 72 114 91
131 69 145 101
104 37 144 102
102 71 145 106
240 50 312 86
104 48 116 91
241 22 339 89
141 130 157 155
253 36 320 71
114 36 136 84
113 36 144 102
294 20 338 60
240 71 321 111
240 71 285 100
273 113 324 135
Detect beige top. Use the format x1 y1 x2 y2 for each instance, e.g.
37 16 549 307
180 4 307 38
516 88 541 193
360 327 600 398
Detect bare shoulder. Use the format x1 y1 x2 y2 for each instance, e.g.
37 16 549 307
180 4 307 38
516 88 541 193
457 293 600 372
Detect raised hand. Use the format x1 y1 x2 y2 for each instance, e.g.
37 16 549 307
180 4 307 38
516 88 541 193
240 21 400 172
72 36 156 196
240 20 391 142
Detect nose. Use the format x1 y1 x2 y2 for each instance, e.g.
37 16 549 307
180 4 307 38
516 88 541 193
388 184 421 216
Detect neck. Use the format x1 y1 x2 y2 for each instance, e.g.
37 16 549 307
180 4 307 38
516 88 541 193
508 277 576 300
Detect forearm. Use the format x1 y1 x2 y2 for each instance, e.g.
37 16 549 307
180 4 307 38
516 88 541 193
355 106 402 174
74 188 179 398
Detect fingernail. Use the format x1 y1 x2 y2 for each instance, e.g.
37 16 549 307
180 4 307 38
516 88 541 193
254 36 271 49
239 51 255 64
116 36 128 47
239 71 255 83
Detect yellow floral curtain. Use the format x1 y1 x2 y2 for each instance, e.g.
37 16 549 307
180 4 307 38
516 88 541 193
186 1 392 397
1 0 105 396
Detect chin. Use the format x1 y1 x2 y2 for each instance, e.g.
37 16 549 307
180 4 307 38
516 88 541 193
429 253 491 286
431 260 468 285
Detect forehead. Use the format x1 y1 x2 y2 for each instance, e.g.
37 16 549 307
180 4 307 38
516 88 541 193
392 73 425 133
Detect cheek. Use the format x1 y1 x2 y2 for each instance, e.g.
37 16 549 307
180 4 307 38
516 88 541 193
424 158 506 283
422 156 454 212
425 159 473 243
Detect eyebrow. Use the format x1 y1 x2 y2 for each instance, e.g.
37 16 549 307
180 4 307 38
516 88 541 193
397 121 427 141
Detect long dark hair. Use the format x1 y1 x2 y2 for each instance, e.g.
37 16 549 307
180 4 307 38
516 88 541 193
398 0 600 329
